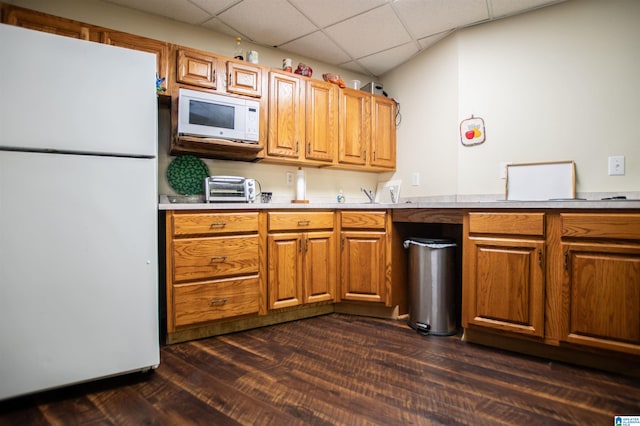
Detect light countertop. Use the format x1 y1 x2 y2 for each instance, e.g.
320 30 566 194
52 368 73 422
158 194 640 211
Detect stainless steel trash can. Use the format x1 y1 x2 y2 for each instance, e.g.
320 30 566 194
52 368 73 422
404 238 457 336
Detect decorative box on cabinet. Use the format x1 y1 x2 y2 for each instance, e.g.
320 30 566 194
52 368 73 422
165 211 262 340
267 211 336 309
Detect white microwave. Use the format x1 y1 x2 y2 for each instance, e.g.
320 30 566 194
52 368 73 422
177 88 259 143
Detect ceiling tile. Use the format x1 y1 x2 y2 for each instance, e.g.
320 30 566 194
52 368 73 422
279 31 351 65
217 0 317 46
104 0 210 24
490 0 563 18
188 0 242 16
288 0 387 27
417 30 453 50
393 0 489 39
200 17 243 38
337 60 372 76
324 4 411 59
356 41 420 77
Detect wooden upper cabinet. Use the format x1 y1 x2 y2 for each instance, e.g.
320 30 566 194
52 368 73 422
339 88 371 166
305 80 338 163
176 47 218 90
2 4 99 41
227 61 262 97
102 30 169 88
267 71 304 159
371 96 396 169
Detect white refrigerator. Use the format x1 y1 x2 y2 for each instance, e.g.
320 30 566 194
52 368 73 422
0 24 160 400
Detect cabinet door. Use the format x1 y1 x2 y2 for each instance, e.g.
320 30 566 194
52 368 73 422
370 96 396 169
176 48 218 89
304 231 337 304
268 233 303 309
2 5 98 41
227 61 262 97
338 89 370 166
102 31 169 88
561 242 640 355
464 237 545 337
267 72 304 158
340 231 385 303
305 80 337 163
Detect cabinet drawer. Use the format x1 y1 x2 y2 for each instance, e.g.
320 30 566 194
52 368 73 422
172 212 258 236
268 211 334 231
340 211 386 229
562 213 640 240
173 276 259 327
173 235 258 282
468 212 545 236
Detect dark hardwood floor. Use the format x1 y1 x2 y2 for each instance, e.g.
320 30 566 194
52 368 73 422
1 313 639 425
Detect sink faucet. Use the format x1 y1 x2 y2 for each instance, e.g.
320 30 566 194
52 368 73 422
361 187 375 203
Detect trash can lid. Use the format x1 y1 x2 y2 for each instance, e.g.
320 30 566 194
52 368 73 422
403 237 456 249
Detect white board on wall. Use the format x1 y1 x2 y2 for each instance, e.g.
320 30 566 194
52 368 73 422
506 161 576 201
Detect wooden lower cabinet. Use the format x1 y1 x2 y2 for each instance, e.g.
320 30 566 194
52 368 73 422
560 213 640 356
267 212 336 309
463 210 640 371
339 211 390 305
165 211 262 339
463 212 546 338
465 237 545 337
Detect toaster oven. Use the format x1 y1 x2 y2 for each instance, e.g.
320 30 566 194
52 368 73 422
204 176 257 203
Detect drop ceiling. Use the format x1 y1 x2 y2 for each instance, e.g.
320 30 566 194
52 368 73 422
102 0 566 77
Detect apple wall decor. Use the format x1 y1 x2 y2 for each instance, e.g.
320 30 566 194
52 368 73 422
460 115 486 146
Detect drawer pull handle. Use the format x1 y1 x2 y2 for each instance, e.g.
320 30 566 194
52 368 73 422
210 298 227 306
297 219 310 226
210 256 227 263
210 222 227 228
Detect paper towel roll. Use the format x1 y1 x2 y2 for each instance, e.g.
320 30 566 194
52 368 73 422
296 167 306 200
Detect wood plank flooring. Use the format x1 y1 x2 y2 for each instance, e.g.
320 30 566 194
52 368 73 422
1 313 639 425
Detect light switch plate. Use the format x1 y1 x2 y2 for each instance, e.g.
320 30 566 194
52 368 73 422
608 156 625 176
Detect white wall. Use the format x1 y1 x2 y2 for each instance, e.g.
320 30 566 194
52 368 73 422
7 0 381 203
382 35 460 200
384 0 640 199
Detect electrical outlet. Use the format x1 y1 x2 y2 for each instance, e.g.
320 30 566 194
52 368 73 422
608 156 625 176
286 171 294 185
411 172 420 186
